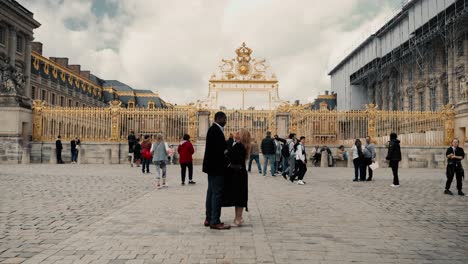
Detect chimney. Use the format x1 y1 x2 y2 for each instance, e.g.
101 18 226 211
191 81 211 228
80 70 90 80
50 57 69 68
31 42 43 55
68 64 81 75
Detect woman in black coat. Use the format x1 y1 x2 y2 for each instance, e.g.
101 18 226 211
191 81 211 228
386 132 402 187
223 128 251 227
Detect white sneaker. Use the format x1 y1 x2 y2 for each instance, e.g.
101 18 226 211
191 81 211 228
297 180 305 185
391 184 400 188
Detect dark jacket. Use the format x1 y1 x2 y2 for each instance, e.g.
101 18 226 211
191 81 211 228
56 139 63 151
261 136 275 155
202 123 228 175
226 138 234 150
446 146 465 167
223 142 248 209
133 143 142 160
128 134 136 145
386 139 401 161
70 140 76 151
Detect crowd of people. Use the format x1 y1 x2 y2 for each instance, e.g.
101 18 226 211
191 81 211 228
127 131 196 188
53 111 465 230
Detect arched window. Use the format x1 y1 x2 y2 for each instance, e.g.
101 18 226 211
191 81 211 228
430 85 436 111
128 99 135 108
409 95 414 111
419 92 425 111
443 83 449 105
148 100 155 109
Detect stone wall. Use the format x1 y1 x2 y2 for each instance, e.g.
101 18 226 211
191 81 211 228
28 142 468 169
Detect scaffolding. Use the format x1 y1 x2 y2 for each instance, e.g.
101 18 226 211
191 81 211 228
350 0 468 91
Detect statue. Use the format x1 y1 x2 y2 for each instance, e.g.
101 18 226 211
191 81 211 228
0 57 26 96
461 77 468 101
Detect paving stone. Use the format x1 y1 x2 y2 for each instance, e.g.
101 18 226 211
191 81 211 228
1 165 468 263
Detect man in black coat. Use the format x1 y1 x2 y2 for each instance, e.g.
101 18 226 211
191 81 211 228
444 138 465 196
56 135 64 164
203 112 230 230
261 131 276 176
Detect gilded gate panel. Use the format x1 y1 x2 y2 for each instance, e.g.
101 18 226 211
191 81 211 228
32 101 452 146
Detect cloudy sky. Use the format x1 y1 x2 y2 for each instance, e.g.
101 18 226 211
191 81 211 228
22 0 402 105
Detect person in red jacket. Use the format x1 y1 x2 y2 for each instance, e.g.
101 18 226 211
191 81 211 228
178 134 195 185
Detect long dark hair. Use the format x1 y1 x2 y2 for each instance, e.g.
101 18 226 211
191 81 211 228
355 139 363 158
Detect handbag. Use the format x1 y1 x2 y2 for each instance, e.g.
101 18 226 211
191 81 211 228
369 162 379 170
141 149 152 160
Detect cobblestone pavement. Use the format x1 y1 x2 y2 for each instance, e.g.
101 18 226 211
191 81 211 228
0 164 467 264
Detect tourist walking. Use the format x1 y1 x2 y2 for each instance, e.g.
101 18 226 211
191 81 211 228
351 139 367 181
444 138 465 196
133 137 142 167
274 135 286 173
203 111 230 230
364 136 376 181
282 133 296 179
167 145 175 165
55 135 64 164
223 129 251 227
386 133 402 187
261 131 276 176
291 136 307 185
151 134 168 189
128 130 136 167
247 138 262 174
141 135 152 174
70 137 78 164
178 134 195 185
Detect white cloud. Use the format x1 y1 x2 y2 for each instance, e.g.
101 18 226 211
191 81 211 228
22 0 398 106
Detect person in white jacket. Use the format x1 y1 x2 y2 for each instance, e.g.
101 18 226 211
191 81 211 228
291 136 307 185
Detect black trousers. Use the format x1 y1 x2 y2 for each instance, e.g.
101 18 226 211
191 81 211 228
364 158 373 180
389 160 399 185
291 161 307 181
353 158 366 180
142 158 151 173
446 165 463 191
56 149 63 163
206 174 224 225
180 162 193 183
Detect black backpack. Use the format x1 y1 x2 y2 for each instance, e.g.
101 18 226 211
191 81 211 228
281 143 290 158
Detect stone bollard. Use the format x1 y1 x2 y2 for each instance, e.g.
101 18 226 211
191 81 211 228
401 151 409 168
320 151 328 167
347 155 353 168
426 151 434 169
49 147 57 164
78 148 85 164
21 147 30 164
104 149 112 164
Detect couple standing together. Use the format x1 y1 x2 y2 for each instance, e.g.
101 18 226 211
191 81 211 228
203 112 251 230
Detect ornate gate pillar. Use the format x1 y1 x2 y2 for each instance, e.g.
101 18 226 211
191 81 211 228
197 110 210 141
109 101 122 142
32 100 46 141
275 112 289 138
442 104 456 145
365 104 378 139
